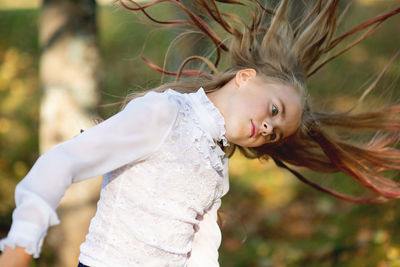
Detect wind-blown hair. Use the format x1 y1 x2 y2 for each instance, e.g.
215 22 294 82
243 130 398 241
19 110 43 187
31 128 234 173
117 0 400 203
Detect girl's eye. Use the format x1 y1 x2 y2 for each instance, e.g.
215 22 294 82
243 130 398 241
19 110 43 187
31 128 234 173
272 105 278 116
270 132 277 141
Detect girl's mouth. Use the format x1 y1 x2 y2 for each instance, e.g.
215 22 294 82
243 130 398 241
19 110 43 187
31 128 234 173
250 120 258 137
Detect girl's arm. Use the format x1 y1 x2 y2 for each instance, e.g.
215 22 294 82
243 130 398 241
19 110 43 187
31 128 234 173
0 246 33 267
0 91 178 259
186 158 229 267
186 199 222 267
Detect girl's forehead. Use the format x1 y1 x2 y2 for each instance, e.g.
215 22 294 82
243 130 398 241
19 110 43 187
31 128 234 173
255 79 302 100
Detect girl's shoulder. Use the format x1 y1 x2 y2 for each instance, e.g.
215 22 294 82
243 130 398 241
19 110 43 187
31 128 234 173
125 88 200 117
123 89 184 121
125 89 179 109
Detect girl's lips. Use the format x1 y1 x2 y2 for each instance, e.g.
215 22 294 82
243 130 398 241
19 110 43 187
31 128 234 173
250 120 258 137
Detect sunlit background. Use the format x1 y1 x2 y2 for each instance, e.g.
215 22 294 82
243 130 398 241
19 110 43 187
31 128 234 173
1 0 400 266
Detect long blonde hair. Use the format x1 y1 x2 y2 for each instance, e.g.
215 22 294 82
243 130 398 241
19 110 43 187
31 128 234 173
118 0 400 203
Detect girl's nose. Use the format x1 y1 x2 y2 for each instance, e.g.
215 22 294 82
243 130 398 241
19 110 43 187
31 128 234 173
261 121 273 136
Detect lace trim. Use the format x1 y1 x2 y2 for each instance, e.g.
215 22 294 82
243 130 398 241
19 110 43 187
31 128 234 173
196 87 229 147
167 89 227 172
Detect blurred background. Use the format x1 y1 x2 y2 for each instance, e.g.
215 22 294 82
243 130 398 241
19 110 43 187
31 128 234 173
0 0 399 266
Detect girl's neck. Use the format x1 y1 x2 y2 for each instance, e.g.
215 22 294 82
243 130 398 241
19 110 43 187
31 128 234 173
206 79 236 122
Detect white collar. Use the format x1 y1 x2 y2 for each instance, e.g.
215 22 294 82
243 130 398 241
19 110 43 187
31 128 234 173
187 88 229 147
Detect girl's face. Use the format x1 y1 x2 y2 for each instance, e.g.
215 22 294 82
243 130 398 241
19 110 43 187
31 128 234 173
222 69 303 148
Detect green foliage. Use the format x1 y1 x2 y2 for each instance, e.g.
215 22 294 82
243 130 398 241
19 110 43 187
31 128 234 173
0 9 40 219
0 1 399 266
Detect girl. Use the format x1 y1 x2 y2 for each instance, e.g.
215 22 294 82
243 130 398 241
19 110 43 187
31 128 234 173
1 0 400 266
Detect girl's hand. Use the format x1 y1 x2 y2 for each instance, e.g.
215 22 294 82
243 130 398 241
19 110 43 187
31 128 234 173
0 246 33 267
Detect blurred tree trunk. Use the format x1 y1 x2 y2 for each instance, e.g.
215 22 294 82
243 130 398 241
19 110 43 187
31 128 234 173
39 0 101 266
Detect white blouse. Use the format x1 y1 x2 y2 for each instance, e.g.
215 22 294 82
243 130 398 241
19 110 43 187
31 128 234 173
0 88 230 267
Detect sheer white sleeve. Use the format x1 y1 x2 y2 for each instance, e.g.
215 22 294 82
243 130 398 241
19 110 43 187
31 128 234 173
0 91 178 258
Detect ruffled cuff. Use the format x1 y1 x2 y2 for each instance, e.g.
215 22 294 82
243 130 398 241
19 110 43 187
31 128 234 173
0 220 51 258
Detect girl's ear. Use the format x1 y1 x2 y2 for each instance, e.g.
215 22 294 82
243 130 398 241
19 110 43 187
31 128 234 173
235 68 257 87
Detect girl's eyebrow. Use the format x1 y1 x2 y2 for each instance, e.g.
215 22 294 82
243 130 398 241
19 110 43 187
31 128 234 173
278 97 286 118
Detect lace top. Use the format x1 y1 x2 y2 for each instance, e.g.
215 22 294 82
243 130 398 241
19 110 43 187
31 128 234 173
0 88 230 267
